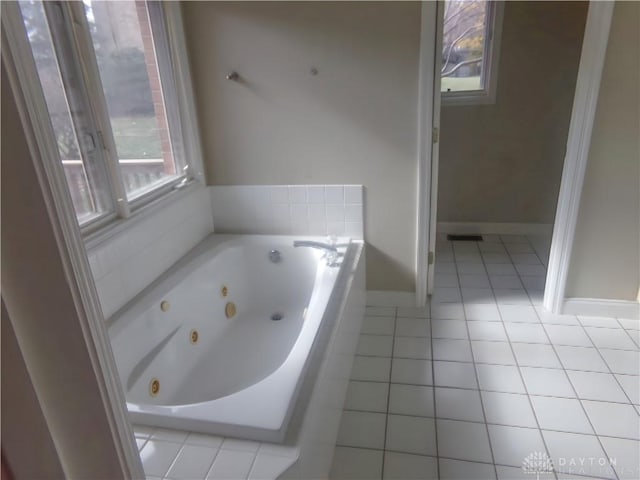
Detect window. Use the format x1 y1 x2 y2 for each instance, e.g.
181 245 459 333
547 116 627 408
441 0 503 105
15 0 195 232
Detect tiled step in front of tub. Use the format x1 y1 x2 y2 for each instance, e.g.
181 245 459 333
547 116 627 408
135 426 298 480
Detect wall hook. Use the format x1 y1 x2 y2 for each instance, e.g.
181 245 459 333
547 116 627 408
226 71 240 81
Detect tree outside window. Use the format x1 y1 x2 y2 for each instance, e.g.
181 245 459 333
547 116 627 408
441 0 488 93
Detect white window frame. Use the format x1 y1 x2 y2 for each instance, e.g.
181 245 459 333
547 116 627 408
6 0 205 243
441 0 504 106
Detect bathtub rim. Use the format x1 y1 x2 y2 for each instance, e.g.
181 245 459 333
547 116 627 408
107 233 350 331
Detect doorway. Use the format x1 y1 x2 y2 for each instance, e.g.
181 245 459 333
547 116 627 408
417 1 615 313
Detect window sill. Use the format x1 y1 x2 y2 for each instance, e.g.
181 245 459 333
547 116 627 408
84 179 206 252
441 91 497 107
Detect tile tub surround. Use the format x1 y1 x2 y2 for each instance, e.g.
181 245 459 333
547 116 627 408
88 187 214 318
136 242 366 479
330 234 639 480
209 185 364 239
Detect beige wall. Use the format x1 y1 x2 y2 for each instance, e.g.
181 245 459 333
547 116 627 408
565 2 640 301
438 2 588 223
182 1 421 291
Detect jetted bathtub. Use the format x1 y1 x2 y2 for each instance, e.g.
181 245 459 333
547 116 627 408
108 234 353 442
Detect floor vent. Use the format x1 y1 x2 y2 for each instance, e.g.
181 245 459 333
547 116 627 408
447 234 483 242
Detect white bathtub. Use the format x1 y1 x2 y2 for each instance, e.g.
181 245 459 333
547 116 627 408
108 234 352 442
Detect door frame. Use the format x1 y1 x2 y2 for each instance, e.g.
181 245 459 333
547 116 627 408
542 2 614 313
416 1 615 312
415 1 439 307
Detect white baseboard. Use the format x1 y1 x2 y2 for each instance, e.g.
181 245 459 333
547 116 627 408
562 298 640 319
367 290 416 307
438 222 553 236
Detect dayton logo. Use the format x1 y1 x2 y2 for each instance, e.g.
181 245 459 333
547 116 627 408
522 451 554 479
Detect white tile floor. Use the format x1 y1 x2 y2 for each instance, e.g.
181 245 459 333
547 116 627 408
331 234 639 480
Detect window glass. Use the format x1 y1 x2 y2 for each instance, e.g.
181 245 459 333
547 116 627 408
19 0 110 224
15 0 194 233
441 0 488 93
83 0 182 199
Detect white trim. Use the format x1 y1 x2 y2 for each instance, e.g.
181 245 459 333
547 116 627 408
562 298 640 320
1 3 143 477
163 1 206 185
415 1 438 308
39 2 123 227
441 1 504 107
367 291 416 308
427 2 444 301
438 222 553 236
59 1 132 220
543 2 615 314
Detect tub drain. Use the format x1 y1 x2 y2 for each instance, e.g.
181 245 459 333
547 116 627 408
271 313 284 321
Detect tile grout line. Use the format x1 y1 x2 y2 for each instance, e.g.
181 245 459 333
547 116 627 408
428 294 441 479
199 444 222 480
451 239 500 479
380 306 397 479
579 319 639 408
521 234 548 306
495 235 541 307
337 407 640 442
347 378 639 411
369 315 637 335
498 234 561 480
614 317 640 350
155 431 191 479
359 329 638 352
611 318 640 415
203 441 226 480
352 354 638 398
